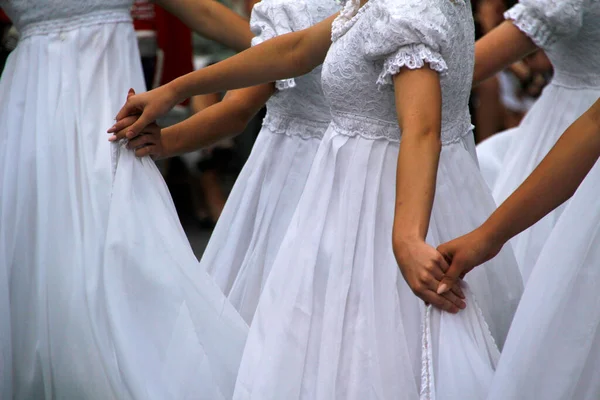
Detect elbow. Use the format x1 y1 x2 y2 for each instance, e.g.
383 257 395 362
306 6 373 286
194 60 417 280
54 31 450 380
402 128 442 150
228 104 257 135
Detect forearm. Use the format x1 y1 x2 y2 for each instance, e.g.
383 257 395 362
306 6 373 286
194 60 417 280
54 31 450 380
162 84 274 156
481 99 600 244
474 21 537 86
169 14 336 102
157 0 253 51
393 134 441 241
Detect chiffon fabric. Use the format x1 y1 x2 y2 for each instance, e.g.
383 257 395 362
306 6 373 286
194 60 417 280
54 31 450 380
233 1 522 398
204 0 339 324
0 1 247 398
486 158 600 400
476 0 600 283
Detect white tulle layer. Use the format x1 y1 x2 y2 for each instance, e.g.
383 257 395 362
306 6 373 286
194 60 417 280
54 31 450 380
488 158 600 400
485 82 600 283
203 121 322 324
0 19 247 399
232 126 522 399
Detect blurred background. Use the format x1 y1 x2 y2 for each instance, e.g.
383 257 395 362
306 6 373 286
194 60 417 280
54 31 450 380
0 0 553 257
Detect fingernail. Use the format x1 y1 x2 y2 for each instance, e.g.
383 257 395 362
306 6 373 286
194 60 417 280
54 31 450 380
459 301 466 309
126 130 135 139
437 283 449 295
107 125 116 133
108 135 117 142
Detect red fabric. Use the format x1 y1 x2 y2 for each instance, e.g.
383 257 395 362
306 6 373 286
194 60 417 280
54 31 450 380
155 5 194 86
0 9 11 24
131 1 156 32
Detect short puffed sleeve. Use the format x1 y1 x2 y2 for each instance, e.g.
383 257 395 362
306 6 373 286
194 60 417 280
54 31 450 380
250 0 312 90
362 1 451 87
505 0 590 48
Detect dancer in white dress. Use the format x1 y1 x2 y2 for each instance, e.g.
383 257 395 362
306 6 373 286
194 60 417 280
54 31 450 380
115 0 340 324
116 0 522 398
438 98 600 399
473 0 600 283
0 1 254 398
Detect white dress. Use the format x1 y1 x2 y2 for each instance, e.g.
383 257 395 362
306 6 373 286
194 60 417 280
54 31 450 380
203 0 339 324
0 1 247 399
233 1 522 398
476 0 600 283
487 159 600 399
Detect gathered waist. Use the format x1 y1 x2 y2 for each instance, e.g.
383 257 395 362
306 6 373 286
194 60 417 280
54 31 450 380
262 111 330 140
329 112 473 145
19 9 132 40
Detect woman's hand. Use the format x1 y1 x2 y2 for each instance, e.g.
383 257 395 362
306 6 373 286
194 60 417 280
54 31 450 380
110 114 167 159
394 237 466 314
436 228 503 295
108 84 180 139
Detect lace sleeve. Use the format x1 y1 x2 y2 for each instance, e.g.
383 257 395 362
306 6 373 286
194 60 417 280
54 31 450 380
362 1 451 88
249 0 312 90
505 0 590 48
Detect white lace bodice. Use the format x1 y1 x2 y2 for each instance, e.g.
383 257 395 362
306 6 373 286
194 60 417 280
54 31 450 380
0 0 132 34
251 0 339 138
505 0 600 88
322 0 474 144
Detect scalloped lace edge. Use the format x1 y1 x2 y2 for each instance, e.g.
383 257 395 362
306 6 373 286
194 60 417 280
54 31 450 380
377 44 448 87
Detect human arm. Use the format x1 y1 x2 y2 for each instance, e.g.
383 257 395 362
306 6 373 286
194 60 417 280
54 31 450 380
112 13 337 136
474 0 589 85
112 84 275 158
391 67 465 314
156 0 254 51
473 21 537 86
437 98 600 292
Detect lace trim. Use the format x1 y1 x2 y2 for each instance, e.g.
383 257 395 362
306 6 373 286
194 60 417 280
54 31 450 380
19 9 132 39
419 287 501 399
275 79 297 91
330 112 473 145
377 44 448 87
262 111 330 140
420 305 435 400
331 0 372 42
504 4 556 48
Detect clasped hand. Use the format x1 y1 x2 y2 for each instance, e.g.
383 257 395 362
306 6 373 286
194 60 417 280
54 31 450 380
107 88 175 159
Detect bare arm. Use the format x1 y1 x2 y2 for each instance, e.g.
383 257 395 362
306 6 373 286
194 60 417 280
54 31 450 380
156 0 254 51
474 21 537 86
161 84 274 156
392 67 466 313
437 98 600 291
111 84 275 158
114 13 337 135
481 98 600 245
169 13 336 100
392 67 442 242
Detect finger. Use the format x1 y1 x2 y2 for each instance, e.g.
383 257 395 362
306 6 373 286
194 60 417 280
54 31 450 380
108 114 141 134
125 114 155 139
127 88 136 99
423 274 465 310
127 134 156 149
450 282 465 300
420 290 459 314
108 115 140 140
135 145 157 158
115 95 142 122
437 261 464 295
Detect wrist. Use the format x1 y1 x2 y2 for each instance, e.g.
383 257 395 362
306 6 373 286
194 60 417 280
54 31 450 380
477 221 508 251
159 127 178 158
169 77 190 105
